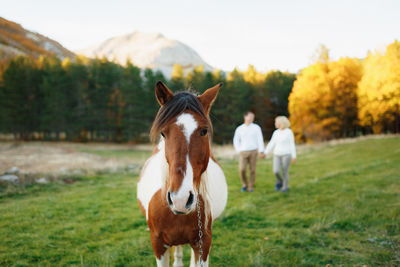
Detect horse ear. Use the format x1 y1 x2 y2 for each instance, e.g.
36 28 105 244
198 83 223 115
155 81 174 106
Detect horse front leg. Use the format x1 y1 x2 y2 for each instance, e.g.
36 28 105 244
150 232 170 267
190 236 211 267
156 250 169 267
173 245 184 267
190 248 210 267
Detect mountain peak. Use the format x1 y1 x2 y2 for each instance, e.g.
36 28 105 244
129 31 165 39
76 31 212 77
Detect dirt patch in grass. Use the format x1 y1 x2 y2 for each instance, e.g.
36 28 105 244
0 142 151 176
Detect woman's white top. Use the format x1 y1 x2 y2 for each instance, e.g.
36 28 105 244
264 128 296 158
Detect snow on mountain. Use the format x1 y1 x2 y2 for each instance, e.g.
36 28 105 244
76 31 213 77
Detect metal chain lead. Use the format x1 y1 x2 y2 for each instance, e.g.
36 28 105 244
196 193 204 267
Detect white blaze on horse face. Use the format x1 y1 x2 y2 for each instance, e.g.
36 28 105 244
176 113 198 144
170 155 195 212
169 113 198 212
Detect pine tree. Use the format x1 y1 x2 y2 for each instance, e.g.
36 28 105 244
1 56 39 139
170 64 185 92
186 65 206 92
39 56 70 140
120 62 144 141
143 68 166 141
212 68 254 143
63 57 89 140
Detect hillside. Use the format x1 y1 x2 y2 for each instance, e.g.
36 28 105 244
0 136 399 265
0 17 74 61
77 31 213 77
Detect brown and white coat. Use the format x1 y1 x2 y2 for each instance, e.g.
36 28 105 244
137 82 228 267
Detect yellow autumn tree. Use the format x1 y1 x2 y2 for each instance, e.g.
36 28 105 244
171 63 184 80
327 57 363 136
289 62 330 141
243 65 266 86
289 57 362 142
358 40 400 133
170 64 185 91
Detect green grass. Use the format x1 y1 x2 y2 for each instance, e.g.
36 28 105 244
0 137 399 266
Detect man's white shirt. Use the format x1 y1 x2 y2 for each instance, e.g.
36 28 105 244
233 123 264 153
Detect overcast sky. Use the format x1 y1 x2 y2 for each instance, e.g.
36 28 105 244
2 0 399 72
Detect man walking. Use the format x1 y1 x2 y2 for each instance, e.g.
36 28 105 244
233 111 264 192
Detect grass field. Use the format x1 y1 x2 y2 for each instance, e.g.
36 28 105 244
0 136 399 266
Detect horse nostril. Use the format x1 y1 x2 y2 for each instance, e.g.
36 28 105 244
167 191 173 206
186 191 194 209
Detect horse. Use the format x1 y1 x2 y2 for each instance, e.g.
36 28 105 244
137 81 228 267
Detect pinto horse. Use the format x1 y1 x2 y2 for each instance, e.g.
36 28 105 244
137 81 228 267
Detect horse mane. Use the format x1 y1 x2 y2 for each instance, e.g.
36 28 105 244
150 91 213 142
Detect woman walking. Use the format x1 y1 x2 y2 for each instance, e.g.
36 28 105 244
264 116 296 193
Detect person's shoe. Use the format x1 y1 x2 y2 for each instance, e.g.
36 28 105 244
275 183 282 191
241 187 247 192
248 189 254 193
281 188 289 193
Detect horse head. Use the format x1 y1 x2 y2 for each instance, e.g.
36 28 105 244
150 81 222 215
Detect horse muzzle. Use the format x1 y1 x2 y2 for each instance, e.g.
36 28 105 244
167 190 195 215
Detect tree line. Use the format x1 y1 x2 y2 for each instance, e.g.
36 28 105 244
0 56 295 143
0 40 399 144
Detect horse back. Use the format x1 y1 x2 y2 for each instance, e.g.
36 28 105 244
204 156 228 220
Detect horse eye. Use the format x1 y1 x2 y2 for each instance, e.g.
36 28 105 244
161 131 165 138
200 129 208 136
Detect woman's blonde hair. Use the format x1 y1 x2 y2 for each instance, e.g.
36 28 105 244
275 116 291 129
